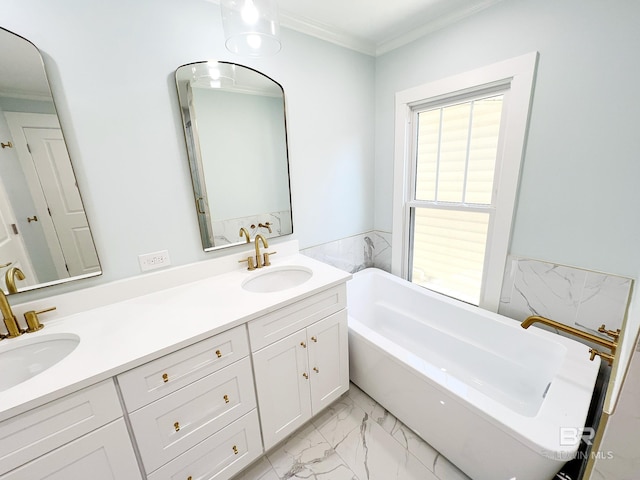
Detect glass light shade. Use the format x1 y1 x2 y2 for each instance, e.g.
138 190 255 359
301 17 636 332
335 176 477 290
221 0 281 56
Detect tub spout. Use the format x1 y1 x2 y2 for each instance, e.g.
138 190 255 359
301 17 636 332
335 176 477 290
521 315 617 365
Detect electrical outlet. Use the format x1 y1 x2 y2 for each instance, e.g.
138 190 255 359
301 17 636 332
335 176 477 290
138 250 171 272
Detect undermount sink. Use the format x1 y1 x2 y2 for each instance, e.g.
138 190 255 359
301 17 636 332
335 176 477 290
242 266 313 293
0 333 80 392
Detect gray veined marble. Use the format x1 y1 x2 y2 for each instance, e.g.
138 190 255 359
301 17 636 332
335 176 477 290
498 256 632 346
301 230 392 274
212 210 292 246
232 383 469 480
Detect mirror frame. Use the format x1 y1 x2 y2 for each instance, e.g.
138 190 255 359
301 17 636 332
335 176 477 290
175 61 293 251
0 27 101 294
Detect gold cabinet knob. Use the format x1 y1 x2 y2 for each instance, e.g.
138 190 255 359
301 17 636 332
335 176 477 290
174 422 180 432
215 349 222 358
313 367 320 373
162 373 169 383
300 341 306 348
224 394 230 404
302 372 309 379
311 336 317 342
232 445 238 455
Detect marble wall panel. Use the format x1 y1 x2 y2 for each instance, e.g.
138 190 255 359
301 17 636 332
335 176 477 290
212 210 292 246
301 231 391 273
498 256 632 344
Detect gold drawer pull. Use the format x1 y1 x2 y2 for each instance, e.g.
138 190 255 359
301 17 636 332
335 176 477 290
215 349 222 358
232 445 238 455
174 422 180 432
303 372 309 379
300 341 306 348
224 394 230 403
162 373 169 383
313 367 320 373
187 477 192 480
311 336 317 342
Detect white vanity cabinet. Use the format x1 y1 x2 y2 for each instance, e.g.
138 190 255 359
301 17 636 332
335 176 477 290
117 324 263 479
249 285 349 450
0 380 141 479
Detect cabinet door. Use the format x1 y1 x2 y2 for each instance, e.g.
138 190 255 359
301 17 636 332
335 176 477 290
1 419 142 480
252 329 311 450
308 310 349 414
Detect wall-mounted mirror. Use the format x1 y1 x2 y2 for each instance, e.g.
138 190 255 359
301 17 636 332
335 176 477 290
175 61 293 251
0 27 101 294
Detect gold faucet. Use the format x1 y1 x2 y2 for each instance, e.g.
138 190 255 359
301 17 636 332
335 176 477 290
5 267 25 294
521 315 618 365
239 227 251 243
254 234 269 268
0 289 22 339
258 222 272 233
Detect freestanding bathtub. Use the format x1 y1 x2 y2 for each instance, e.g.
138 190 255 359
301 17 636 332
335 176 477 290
347 268 600 480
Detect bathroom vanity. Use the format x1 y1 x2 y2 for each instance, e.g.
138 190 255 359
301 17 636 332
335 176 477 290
0 241 350 479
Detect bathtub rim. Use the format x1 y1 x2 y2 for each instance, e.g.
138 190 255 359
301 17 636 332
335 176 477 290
346 267 601 456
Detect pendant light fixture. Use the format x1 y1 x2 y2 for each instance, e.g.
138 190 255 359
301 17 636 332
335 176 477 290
220 0 281 56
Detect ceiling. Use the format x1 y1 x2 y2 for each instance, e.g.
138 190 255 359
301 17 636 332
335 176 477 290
276 0 506 56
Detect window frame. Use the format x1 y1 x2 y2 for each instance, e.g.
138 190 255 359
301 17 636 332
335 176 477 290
391 52 538 311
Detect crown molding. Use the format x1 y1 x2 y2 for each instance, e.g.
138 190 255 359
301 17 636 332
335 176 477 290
279 12 376 56
375 0 505 55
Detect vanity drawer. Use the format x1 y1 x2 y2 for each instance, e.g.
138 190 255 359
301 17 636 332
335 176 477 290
129 356 256 473
0 380 122 476
247 284 346 351
118 324 249 412
147 409 262 480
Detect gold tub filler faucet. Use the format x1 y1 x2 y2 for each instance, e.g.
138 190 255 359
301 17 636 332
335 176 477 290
521 315 619 365
238 229 277 271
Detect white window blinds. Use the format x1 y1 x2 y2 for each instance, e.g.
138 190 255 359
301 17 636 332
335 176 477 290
409 94 504 304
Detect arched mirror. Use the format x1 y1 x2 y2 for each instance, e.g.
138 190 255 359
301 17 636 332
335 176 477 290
0 27 101 294
175 61 293 251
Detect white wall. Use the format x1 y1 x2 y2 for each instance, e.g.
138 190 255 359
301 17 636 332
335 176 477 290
375 0 640 279
2 0 375 299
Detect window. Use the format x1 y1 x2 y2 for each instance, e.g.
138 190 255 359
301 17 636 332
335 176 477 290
392 53 538 311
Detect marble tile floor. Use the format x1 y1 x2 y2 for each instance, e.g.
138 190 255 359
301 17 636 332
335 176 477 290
233 382 470 480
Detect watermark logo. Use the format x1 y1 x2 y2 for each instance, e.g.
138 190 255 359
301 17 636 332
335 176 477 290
540 427 613 461
560 427 596 446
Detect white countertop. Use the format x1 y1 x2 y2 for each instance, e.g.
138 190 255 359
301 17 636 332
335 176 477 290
0 246 351 422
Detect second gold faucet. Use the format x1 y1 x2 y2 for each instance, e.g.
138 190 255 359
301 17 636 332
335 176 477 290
238 230 277 271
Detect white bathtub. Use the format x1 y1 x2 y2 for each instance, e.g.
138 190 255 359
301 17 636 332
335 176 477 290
347 268 600 480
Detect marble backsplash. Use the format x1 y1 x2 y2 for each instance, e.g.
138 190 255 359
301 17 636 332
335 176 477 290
498 256 633 344
301 231 391 273
212 210 292 246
